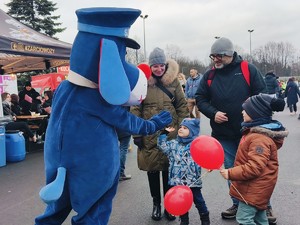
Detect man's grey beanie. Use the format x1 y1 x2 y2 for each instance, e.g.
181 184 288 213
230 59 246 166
149 47 166 66
211 37 234 56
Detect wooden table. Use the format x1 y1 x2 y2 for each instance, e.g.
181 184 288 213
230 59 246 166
16 115 48 130
16 115 48 120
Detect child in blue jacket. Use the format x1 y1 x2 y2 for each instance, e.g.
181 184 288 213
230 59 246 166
157 118 210 225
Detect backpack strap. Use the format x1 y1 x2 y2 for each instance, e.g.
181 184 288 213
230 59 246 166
207 68 215 87
241 60 250 86
207 60 250 87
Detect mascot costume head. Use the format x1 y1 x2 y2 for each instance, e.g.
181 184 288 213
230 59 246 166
35 8 171 225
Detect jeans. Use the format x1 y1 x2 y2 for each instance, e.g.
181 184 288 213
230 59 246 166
218 138 240 206
236 201 268 225
191 187 208 214
119 135 131 176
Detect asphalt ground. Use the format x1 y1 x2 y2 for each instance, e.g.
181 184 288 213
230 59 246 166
0 106 299 225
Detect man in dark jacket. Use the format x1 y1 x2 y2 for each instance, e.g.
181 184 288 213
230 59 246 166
264 71 280 97
195 37 273 222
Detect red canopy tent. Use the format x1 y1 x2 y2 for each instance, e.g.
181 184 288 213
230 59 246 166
31 73 66 93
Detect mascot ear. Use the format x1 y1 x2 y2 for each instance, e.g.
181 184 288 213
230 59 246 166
99 38 130 105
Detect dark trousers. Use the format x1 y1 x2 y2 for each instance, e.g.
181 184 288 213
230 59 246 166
289 104 297 113
6 122 34 138
37 119 48 136
180 187 209 220
147 170 170 203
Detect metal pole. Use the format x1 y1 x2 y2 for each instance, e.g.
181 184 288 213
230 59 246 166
248 29 254 62
140 15 148 61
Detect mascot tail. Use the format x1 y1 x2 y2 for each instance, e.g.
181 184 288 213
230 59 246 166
39 167 66 204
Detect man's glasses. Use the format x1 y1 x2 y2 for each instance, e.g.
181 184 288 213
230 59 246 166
209 54 226 60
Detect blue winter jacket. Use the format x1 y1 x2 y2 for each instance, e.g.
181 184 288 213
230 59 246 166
157 134 202 187
185 74 202 99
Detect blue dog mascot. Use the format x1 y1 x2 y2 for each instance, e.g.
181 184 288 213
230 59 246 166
35 8 172 225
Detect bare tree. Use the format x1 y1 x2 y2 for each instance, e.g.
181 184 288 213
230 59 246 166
165 44 183 61
126 48 145 65
253 41 296 76
125 36 145 65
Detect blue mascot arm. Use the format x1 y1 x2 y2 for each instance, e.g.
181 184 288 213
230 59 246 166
100 104 172 135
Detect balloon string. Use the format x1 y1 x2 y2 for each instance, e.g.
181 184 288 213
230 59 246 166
229 181 249 205
188 170 209 187
200 170 210 179
218 166 248 205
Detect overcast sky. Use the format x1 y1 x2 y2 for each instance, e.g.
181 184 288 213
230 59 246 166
1 0 300 64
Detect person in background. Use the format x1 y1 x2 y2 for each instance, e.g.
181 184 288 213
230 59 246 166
18 81 42 115
177 72 187 93
157 118 210 225
264 71 280 97
131 47 188 221
1 92 37 142
36 90 53 141
285 77 300 116
40 90 53 115
220 94 288 225
195 37 270 222
117 106 132 181
10 93 22 116
185 68 202 118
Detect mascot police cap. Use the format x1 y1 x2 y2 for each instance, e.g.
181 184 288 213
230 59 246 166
68 7 148 106
76 7 140 49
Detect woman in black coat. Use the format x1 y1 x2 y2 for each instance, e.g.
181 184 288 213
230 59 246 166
18 81 42 115
285 77 300 115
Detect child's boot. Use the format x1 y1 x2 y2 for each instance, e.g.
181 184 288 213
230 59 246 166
179 212 189 225
200 211 210 225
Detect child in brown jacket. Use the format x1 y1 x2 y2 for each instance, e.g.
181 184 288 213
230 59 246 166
220 93 288 225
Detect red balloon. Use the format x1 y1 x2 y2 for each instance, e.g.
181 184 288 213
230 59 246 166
190 135 224 170
164 185 193 216
137 63 151 80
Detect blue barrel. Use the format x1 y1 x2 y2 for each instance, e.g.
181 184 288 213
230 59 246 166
0 125 6 167
5 131 26 162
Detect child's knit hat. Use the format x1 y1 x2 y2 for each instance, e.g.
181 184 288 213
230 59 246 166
180 118 200 140
242 93 285 120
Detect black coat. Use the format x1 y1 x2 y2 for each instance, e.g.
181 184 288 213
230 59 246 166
18 88 41 115
195 53 266 139
264 72 280 95
286 81 300 105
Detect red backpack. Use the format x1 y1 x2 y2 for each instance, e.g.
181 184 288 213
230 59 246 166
207 60 250 87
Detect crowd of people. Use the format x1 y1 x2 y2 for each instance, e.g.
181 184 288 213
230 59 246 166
1 81 53 143
2 35 299 225
128 37 292 225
